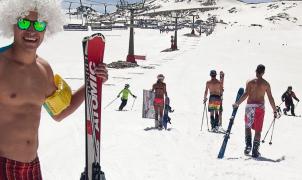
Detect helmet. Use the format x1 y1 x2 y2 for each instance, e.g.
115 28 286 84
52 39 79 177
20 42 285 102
210 70 217 76
288 86 292 90
125 84 130 88
157 74 165 80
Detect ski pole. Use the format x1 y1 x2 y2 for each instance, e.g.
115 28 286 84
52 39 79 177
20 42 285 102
201 102 206 131
277 101 284 107
205 104 210 131
269 119 276 145
261 118 275 143
131 98 136 111
104 97 118 109
275 102 283 115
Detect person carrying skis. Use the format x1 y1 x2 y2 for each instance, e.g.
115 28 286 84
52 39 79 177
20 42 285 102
117 84 137 111
0 1 108 179
152 74 168 129
203 70 223 132
282 86 299 116
233 64 278 158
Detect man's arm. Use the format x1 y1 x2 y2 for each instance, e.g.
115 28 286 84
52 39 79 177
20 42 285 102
129 89 136 98
128 89 133 96
281 92 286 101
292 92 300 102
164 84 168 97
151 84 155 93
117 89 124 97
266 83 277 112
44 62 108 122
203 82 209 103
53 85 85 121
41 59 81 121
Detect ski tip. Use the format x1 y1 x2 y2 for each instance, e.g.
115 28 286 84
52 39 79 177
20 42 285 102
238 87 244 95
235 87 245 102
82 33 105 42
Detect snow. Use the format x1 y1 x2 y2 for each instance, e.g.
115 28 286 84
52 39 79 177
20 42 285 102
1 0 302 179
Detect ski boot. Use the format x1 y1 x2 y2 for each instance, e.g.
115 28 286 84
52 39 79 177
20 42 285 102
283 108 287 115
158 119 163 130
158 124 163 130
217 126 226 133
244 135 252 155
210 115 216 132
155 119 159 129
211 126 218 133
252 140 261 158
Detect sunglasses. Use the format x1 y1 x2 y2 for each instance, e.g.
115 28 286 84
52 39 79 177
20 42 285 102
17 18 47 32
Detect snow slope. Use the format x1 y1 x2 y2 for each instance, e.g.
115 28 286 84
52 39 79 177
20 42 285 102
1 0 302 180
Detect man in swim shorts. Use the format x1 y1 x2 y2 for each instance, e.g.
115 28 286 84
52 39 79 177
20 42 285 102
203 70 223 132
0 1 108 178
233 64 278 158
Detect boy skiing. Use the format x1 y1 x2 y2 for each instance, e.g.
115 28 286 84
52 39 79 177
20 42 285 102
233 64 278 158
117 84 136 111
282 86 300 116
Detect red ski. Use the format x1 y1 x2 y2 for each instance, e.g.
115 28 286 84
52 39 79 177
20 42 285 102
81 33 106 180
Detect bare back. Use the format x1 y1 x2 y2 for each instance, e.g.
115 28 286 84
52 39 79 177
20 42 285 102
246 78 269 104
0 50 55 162
207 79 222 96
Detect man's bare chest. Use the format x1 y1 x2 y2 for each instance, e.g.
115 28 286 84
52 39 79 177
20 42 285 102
0 63 48 105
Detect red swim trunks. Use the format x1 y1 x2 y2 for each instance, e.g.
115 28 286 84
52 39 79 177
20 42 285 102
0 156 42 180
244 103 265 132
154 98 164 106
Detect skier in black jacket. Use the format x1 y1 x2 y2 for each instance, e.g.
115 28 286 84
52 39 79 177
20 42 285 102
282 86 300 116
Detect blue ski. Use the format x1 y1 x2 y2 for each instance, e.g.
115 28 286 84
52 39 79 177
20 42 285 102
217 88 244 159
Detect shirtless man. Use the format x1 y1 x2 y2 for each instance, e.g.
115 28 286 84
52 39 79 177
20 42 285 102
203 70 223 132
152 74 168 129
233 64 278 158
0 1 108 179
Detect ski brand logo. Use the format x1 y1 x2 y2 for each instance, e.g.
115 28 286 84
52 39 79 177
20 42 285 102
88 61 100 134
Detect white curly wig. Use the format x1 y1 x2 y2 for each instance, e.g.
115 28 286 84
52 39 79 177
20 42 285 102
0 0 65 38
